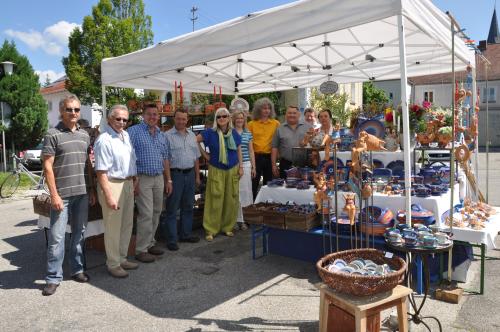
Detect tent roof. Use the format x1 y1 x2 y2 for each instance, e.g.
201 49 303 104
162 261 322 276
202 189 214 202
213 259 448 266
101 0 475 95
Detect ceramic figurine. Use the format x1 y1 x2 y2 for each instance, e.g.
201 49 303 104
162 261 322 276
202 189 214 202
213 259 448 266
343 192 357 225
361 183 372 199
384 128 400 151
350 135 367 174
358 130 387 151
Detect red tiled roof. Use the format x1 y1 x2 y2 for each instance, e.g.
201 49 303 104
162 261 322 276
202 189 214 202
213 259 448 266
410 44 500 85
40 78 67 95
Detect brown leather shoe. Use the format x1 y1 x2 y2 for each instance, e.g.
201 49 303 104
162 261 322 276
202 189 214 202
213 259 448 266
120 260 139 270
42 283 59 296
71 272 90 283
135 252 156 263
148 245 165 255
108 266 129 278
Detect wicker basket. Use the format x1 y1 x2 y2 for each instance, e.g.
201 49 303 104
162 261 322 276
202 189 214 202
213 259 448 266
33 193 51 217
285 212 319 231
316 248 406 296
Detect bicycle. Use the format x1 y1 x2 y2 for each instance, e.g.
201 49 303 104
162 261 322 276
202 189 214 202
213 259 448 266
0 154 49 198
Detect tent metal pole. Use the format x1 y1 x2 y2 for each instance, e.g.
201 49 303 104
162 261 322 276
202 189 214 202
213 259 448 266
472 67 479 190
398 14 412 226
485 61 489 203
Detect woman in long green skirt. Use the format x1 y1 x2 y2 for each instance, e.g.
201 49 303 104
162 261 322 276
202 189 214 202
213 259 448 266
197 108 243 241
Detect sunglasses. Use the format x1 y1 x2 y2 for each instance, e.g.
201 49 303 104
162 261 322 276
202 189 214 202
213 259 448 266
114 117 129 123
65 108 81 113
216 114 229 119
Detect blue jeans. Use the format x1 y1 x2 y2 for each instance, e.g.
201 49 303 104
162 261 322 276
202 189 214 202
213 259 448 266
46 194 88 284
162 169 195 245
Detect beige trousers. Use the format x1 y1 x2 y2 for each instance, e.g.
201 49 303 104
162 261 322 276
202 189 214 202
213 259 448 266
135 174 164 254
97 179 134 269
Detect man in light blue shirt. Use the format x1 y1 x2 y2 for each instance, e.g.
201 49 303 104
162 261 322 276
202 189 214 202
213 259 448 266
128 104 172 263
162 109 201 251
94 104 138 278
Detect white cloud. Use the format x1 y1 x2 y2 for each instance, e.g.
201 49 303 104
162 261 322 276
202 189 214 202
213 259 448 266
35 70 65 85
44 21 80 45
4 29 44 49
4 20 80 56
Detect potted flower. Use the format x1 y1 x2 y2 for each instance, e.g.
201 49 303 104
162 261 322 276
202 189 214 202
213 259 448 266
437 126 453 148
416 119 434 146
397 103 427 149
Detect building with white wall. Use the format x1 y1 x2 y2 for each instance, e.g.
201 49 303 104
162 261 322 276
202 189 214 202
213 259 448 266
40 76 101 128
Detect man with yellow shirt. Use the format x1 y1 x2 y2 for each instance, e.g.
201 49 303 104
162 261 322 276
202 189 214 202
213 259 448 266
247 97 280 199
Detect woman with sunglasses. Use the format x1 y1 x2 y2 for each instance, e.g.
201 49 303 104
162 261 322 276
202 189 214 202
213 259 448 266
197 108 243 241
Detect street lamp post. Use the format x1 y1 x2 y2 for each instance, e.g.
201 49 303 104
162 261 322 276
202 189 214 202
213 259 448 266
1 61 15 172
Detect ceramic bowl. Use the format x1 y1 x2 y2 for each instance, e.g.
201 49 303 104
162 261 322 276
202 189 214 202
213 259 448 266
423 235 437 247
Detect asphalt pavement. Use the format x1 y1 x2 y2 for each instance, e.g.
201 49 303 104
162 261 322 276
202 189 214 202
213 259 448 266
1 152 499 331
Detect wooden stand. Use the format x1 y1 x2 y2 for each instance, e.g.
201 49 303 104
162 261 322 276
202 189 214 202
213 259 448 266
318 284 412 332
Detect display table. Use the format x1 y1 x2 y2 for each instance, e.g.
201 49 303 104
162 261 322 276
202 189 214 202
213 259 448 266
448 212 500 250
387 241 453 332
37 215 104 239
255 184 460 227
318 283 412 332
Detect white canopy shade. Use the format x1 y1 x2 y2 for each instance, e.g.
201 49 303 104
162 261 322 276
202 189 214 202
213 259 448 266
101 0 474 95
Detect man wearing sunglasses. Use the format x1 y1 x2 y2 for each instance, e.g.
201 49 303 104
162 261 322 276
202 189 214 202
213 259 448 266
41 95 95 295
127 104 171 263
94 104 138 278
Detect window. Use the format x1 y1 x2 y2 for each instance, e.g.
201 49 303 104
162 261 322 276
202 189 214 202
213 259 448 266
47 101 53 111
481 87 496 103
389 92 394 100
423 91 434 103
350 83 356 104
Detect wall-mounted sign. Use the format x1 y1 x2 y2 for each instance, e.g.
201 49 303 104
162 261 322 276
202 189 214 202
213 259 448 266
319 80 338 95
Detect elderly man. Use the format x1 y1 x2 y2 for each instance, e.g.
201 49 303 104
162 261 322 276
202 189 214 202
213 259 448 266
162 109 201 251
271 106 311 178
128 104 172 263
248 97 280 199
94 105 138 278
42 94 95 296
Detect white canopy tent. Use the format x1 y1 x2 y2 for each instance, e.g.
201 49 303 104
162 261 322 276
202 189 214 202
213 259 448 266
101 0 475 222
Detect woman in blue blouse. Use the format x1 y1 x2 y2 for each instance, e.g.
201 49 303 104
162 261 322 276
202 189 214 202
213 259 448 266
197 108 243 241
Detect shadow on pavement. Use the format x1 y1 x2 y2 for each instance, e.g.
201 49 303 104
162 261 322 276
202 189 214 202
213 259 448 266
1 218 320 331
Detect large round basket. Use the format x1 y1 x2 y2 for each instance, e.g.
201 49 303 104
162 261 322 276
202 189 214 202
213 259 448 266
316 248 406 296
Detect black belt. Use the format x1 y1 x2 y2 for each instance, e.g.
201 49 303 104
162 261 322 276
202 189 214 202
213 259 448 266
171 167 194 174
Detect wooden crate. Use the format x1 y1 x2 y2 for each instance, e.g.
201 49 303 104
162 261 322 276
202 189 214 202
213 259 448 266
263 209 286 229
243 203 273 225
286 212 320 232
86 234 137 256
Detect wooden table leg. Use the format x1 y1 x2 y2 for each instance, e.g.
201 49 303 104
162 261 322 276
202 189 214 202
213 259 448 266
397 297 409 332
319 290 328 332
355 312 367 332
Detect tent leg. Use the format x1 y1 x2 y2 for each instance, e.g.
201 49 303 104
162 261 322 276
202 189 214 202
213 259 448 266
398 14 412 226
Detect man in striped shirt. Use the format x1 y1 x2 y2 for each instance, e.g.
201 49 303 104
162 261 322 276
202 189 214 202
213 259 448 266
41 94 95 296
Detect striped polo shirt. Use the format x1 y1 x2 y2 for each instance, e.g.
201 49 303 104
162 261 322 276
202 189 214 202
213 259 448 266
239 129 253 162
42 122 90 198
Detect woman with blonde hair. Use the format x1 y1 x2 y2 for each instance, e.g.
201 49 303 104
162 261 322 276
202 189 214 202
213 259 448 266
197 108 243 241
232 110 255 230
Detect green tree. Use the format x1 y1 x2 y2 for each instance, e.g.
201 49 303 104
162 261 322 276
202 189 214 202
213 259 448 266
309 88 349 126
362 81 389 105
63 0 153 106
43 74 51 87
0 40 48 150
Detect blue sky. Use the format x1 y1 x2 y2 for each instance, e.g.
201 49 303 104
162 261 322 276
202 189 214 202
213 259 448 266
0 0 496 83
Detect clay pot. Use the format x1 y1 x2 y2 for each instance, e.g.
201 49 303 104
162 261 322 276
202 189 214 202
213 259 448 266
361 183 372 199
163 104 172 112
437 133 452 148
416 132 434 146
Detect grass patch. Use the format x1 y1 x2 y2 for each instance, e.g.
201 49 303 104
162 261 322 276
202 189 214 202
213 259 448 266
0 172 36 190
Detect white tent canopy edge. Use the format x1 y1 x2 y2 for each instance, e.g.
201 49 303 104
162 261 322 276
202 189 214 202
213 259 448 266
101 0 474 95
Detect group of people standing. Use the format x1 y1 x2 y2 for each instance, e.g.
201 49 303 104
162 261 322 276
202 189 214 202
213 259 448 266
40 94 326 296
